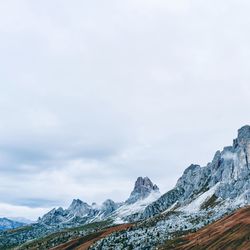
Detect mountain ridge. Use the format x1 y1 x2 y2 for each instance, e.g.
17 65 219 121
2 125 250 249
38 176 160 227
142 125 250 219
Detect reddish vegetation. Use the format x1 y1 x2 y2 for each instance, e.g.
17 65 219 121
50 223 133 250
162 206 250 250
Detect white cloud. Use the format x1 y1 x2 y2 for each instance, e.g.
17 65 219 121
0 203 49 221
0 0 250 219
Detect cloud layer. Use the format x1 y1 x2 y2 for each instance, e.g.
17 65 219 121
0 0 250 219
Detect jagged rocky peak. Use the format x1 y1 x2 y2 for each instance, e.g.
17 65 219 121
126 177 160 204
182 164 201 175
102 199 117 209
101 199 118 215
67 199 91 217
237 125 250 146
238 125 250 140
38 206 68 225
68 198 85 209
177 164 202 186
134 176 159 193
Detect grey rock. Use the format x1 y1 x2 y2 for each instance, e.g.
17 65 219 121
126 177 160 204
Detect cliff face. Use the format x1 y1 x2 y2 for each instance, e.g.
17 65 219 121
126 176 160 204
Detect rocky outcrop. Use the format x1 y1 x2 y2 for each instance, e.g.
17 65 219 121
126 177 160 204
67 199 92 218
101 199 118 216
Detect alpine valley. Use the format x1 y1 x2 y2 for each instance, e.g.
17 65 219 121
1 125 250 249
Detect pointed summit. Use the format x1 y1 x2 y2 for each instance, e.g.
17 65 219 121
237 125 250 146
67 199 91 217
126 177 160 204
101 199 118 216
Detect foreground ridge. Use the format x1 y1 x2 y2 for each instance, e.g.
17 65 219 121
161 205 250 250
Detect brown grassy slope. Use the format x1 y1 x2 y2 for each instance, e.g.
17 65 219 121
161 206 250 250
50 223 132 250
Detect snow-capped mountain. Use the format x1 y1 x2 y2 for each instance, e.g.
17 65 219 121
39 124 250 230
89 125 250 249
2 125 250 250
0 217 26 231
39 176 160 227
143 125 250 219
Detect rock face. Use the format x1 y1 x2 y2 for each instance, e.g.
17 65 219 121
101 199 118 216
126 177 160 204
143 125 250 218
67 199 92 218
39 177 160 227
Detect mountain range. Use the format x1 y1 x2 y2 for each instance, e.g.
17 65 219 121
38 176 160 227
1 125 250 249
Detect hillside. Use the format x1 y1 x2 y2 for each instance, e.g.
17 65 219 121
51 224 132 250
161 206 250 250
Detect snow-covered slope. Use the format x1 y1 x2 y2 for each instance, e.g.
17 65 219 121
113 191 161 223
178 183 220 213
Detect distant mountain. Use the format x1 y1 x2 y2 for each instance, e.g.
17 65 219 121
7 217 34 224
0 217 26 231
38 176 160 227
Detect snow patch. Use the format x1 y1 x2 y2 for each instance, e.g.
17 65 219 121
115 191 160 218
222 152 237 161
113 217 125 225
161 202 178 214
179 183 220 213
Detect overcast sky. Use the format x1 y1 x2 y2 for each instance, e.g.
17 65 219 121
0 0 250 220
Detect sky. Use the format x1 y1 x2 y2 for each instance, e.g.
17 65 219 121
0 0 250 220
